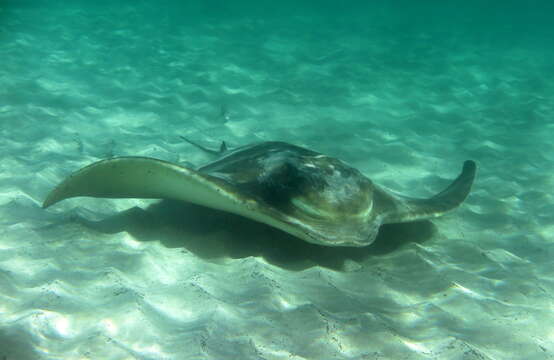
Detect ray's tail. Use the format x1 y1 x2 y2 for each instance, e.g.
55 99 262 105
380 160 477 224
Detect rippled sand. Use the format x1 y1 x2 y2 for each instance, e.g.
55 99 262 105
1 3 553 359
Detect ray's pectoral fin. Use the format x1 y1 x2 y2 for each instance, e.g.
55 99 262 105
41 156 314 245
42 157 240 211
382 160 477 224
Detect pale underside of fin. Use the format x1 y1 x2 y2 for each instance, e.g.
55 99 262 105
42 157 375 247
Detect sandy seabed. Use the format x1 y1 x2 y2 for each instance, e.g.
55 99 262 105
1 4 554 360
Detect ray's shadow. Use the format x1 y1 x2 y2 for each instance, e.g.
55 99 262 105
74 200 436 271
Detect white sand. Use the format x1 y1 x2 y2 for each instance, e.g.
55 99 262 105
1 4 553 360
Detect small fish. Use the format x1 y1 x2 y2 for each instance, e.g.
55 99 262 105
218 104 231 123
72 134 84 154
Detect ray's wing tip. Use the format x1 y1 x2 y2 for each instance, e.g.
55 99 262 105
461 160 477 190
42 193 57 209
463 160 477 175
454 160 477 206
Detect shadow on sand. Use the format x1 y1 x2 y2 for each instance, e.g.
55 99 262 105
70 200 437 271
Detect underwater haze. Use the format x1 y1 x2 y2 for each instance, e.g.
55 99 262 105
1 1 554 359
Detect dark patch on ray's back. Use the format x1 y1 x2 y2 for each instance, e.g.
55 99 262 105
243 158 326 210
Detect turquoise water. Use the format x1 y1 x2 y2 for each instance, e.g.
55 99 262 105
1 1 553 359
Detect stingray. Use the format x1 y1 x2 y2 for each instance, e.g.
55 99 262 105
43 140 476 247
